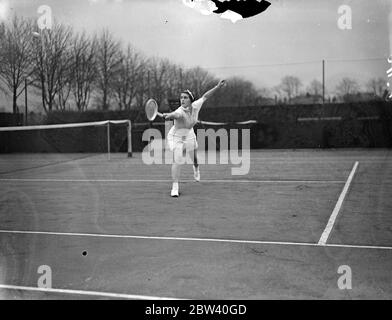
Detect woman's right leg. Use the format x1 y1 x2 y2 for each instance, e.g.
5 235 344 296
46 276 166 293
171 162 181 182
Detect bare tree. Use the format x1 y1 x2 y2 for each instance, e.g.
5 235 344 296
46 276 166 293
257 87 271 98
70 33 97 111
272 85 284 103
95 29 122 110
307 79 323 96
209 76 257 107
147 57 170 105
0 21 4 42
280 75 302 103
335 77 360 97
113 44 144 110
164 63 183 99
0 22 5 95
366 77 387 97
56 48 73 111
0 16 35 114
134 63 148 110
32 23 73 113
183 66 217 99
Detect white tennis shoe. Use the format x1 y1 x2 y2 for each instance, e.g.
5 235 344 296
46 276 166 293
171 182 179 197
193 165 200 182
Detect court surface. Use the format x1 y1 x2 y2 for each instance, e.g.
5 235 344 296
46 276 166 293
0 149 391 299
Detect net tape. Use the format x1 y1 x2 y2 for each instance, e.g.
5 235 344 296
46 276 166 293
135 120 258 127
199 120 257 126
0 120 131 132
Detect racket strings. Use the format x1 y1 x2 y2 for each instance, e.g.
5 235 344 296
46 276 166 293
145 99 158 121
146 105 156 120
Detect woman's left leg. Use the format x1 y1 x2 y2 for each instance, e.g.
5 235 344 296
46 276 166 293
188 148 200 181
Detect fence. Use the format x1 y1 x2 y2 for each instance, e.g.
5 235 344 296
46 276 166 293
1 101 391 153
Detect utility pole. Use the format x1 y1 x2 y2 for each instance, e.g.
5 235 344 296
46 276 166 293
25 78 28 125
179 67 183 90
322 59 325 104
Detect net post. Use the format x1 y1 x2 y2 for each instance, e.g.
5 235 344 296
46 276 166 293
107 121 110 160
127 120 132 157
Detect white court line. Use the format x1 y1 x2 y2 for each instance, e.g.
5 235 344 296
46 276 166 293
318 161 359 245
0 229 391 250
0 284 183 300
0 178 345 184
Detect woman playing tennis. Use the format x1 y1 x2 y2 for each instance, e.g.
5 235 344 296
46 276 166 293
162 80 226 197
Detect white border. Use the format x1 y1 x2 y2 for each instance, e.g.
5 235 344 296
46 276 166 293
318 161 359 245
1 228 391 250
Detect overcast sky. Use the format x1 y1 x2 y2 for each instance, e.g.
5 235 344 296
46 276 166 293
1 0 391 99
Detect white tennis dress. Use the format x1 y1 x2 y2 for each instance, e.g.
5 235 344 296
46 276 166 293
167 97 206 152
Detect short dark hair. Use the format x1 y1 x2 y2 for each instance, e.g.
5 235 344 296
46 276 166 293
181 89 195 102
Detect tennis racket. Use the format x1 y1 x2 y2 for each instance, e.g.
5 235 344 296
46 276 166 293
145 98 164 121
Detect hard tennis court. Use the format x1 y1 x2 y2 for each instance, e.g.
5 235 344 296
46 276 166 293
0 149 391 299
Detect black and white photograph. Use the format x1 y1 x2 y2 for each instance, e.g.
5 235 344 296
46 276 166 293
0 0 391 304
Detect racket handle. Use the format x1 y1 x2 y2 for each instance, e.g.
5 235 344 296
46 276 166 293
157 112 164 117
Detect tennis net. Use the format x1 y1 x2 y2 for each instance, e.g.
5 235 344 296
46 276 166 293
0 120 132 158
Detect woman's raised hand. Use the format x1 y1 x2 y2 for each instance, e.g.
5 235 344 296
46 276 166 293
218 80 226 88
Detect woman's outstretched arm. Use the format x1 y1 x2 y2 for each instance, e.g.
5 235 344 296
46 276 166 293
202 80 226 100
163 111 181 120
